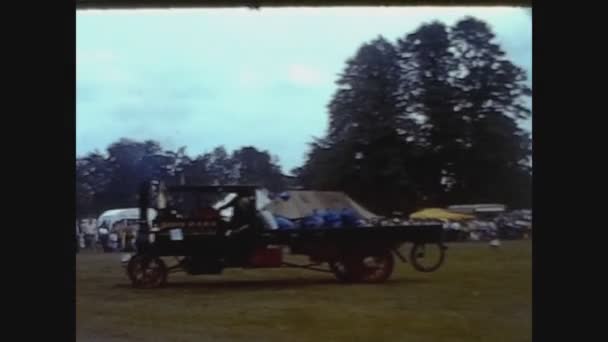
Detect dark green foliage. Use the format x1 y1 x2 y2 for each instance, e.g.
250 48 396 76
297 17 532 213
76 140 286 217
232 146 285 192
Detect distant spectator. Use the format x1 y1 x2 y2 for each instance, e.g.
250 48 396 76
81 219 97 249
113 220 129 252
98 221 110 252
108 232 119 252
76 220 81 253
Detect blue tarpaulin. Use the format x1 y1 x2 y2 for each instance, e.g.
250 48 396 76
275 216 297 229
274 206 368 230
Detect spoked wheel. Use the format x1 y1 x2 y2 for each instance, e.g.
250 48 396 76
329 259 356 283
409 243 446 272
127 254 168 289
330 249 395 283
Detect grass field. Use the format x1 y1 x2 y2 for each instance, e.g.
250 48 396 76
77 241 531 342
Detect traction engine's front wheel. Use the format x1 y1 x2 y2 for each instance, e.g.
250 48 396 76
127 254 168 289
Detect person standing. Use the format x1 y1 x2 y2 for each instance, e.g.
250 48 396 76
75 220 81 253
108 231 119 252
114 220 128 252
98 221 110 252
488 221 501 247
82 219 96 249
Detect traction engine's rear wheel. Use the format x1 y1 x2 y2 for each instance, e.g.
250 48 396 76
330 249 395 283
127 254 168 289
409 243 446 272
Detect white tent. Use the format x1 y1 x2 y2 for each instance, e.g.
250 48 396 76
448 204 506 215
267 191 378 220
97 208 157 230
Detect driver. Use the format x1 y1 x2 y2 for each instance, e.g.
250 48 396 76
217 190 254 232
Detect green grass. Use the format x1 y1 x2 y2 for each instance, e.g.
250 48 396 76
77 241 531 342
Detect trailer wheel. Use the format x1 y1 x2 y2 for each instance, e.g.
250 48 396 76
127 254 168 289
330 249 394 283
409 243 446 272
329 259 357 283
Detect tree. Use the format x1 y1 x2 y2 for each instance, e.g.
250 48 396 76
76 139 293 216
181 155 213 186
396 21 464 206
89 139 182 212
298 17 532 213
202 146 238 185
446 17 532 207
296 137 346 190
232 146 286 192
76 151 114 218
300 36 421 214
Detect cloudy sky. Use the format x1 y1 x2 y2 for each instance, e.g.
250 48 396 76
77 7 532 173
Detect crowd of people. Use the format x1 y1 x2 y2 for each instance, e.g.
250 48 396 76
405 217 531 242
372 209 532 243
76 204 532 253
76 218 138 253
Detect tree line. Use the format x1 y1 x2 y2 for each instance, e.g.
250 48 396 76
293 17 531 215
76 16 531 218
76 141 286 218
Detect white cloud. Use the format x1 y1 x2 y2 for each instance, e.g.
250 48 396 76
286 64 327 87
